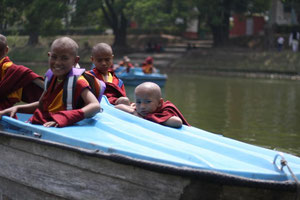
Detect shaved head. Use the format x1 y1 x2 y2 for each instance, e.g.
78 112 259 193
92 43 113 56
0 34 8 58
51 37 79 56
135 82 162 100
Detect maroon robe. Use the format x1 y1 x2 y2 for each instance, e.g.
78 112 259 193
0 56 43 110
91 68 126 105
30 73 89 127
143 101 190 126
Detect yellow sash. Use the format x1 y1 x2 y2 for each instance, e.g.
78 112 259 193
0 58 22 101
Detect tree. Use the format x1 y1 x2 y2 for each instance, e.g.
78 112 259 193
72 0 129 49
100 0 129 48
194 0 271 46
281 0 300 23
0 0 24 33
22 0 69 46
72 0 192 50
126 0 191 33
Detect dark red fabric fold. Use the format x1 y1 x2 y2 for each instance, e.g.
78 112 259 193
0 99 19 110
92 68 126 105
143 101 190 126
0 57 43 110
30 109 84 127
0 57 43 100
104 82 126 104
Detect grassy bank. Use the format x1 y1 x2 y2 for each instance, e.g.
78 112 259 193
6 35 115 63
6 35 300 77
171 47 300 76
6 34 182 63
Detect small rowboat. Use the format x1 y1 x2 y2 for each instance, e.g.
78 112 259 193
115 66 167 87
0 96 299 200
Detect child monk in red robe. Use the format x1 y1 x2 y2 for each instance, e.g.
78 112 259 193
0 34 44 110
89 42 128 105
141 56 157 74
115 82 190 128
0 37 100 127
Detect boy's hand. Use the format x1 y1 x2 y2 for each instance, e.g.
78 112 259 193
43 121 58 127
0 106 18 119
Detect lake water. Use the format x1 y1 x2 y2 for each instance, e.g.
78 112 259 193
126 73 300 157
4 63 300 157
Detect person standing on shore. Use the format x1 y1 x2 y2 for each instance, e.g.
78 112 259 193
289 29 300 52
277 36 284 52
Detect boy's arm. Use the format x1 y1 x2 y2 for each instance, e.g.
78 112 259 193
81 88 101 118
162 116 183 128
33 78 44 89
115 104 138 116
0 101 40 119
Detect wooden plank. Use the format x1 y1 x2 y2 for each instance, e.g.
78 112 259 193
0 176 67 200
0 132 297 200
0 134 190 200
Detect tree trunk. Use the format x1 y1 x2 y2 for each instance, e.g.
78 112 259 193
210 0 231 47
210 14 230 47
27 32 39 46
112 12 128 52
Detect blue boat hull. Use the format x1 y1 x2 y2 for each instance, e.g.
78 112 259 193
115 67 167 87
0 96 300 186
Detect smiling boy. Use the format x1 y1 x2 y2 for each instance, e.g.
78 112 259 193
0 37 101 127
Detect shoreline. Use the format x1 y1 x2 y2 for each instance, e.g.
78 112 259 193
8 35 300 81
166 67 300 81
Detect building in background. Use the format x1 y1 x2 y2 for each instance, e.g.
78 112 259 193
229 14 265 37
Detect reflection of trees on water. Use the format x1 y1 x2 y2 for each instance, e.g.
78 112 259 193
165 74 300 156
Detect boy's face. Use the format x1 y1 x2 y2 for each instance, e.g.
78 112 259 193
135 90 162 117
91 50 113 74
48 45 78 79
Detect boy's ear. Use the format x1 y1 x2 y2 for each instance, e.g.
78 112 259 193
75 56 80 63
4 46 9 54
90 56 94 62
47 52 51 57
158 98 163 107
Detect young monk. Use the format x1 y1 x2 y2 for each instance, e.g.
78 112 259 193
89 43 128 105
115 82 190 128
116 56 134 73
141 56 156 74
0 37 100 127
0 34 44 110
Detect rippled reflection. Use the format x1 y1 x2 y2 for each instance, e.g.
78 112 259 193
158 73 300 156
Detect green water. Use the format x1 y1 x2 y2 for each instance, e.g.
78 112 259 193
126 73 300 157
169 73 300 156
9 63 300 157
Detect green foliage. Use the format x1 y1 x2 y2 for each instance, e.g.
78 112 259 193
0 0 24 31
71 0 105 27
193 0 271 46
126 0 191 32
1 0 273 47
23 0 68 36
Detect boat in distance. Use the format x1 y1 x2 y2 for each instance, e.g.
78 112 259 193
0 96 299 200
115 66 167 87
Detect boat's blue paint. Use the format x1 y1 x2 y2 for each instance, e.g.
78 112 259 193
1 96 300 182
115 67 167 87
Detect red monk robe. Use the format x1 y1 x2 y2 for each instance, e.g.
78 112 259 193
91 68 126 105
0 56 43 110
143 101 190 126
30 75 90 127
